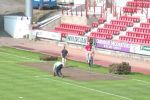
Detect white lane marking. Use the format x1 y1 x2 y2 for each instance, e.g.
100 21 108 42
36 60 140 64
36 75 132 100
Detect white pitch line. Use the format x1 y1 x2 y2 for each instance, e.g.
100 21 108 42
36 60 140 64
52 79 132 100
132 79 150 84
37 76 132 100
0 61 18 63
18 97 23 99
0 60 42 63
0 51 38 61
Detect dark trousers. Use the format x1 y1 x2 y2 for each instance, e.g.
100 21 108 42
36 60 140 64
55 64 63 77
88 57 93 67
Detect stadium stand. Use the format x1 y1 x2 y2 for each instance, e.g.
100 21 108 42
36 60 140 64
48 0 150 46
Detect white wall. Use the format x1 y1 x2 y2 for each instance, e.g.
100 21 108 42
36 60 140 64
4 16 31 38
32 30 61 41
4 16 17 37
74 0 85 5
114 0 132 7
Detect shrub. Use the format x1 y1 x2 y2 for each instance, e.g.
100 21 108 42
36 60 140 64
109 62 131 74
40 55 58 61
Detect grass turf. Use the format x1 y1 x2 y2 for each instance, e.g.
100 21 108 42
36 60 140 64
0 46 150 100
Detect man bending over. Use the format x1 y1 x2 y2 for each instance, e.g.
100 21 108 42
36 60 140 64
53 61 64 77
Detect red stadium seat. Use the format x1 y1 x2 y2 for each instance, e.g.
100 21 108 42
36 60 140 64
60 23 91 32
104 23 126 31
97 28 120 35
147 18 150 23
98 17 106 24
120 36 150 45
134 0 150 2
123 7 138 13
133 27 150 33
92 22 99 27
126 31 150 39
119 16 140 22
110 20 134 27
127 1 150 8
90 32 113 39
55 26 85 36
140 23 150 28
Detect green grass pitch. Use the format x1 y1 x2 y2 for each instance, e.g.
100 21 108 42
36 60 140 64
0 46 150 100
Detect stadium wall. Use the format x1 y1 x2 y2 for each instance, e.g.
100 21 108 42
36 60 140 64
33 29 150 62
67 42 150 62
61 15 98 25
64 35 150 62
61 15 87 25
4 16 31 38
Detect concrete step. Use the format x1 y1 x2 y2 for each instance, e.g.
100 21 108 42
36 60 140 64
0 31 11 37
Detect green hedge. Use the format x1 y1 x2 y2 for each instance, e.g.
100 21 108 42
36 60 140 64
109 62 131 74
39 55 58 61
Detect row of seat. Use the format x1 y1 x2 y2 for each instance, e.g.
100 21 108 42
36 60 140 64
119 1 149 45
119 15 140 22
110 19 134 27
126 31 150 39
90 32 113 39
92 17 106 28
148 18 150 23
119 36 150 45
123 7 138 13
97 28 120 35
98 17 106 24
127 1 150 8
92 22 99 27
104 23 126 31
60 23 91 32
52 29 81 37
133 27 150 33
134 0 150 2
55 27 85 36
50 30 68 37
140 23 150 28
